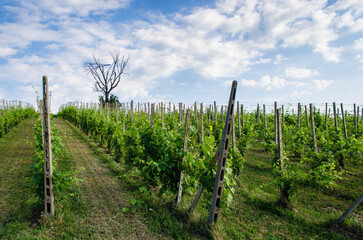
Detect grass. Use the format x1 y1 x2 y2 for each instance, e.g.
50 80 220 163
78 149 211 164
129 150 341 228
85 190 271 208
1 117 361 239
0 117 93 239
62 120 363 239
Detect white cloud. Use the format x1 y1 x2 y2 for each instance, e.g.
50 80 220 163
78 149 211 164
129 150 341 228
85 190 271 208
312 79 334 91
241 75 286 91
285 67 319 78
0 47 17 58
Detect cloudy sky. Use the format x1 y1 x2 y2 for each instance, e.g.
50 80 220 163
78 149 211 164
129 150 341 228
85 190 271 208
0 0 362 112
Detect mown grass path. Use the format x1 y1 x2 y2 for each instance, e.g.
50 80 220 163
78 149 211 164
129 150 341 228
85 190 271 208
55 118 171 239
0 118 38 237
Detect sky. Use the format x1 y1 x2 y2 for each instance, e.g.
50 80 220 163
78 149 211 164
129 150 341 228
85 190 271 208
0 0 362 112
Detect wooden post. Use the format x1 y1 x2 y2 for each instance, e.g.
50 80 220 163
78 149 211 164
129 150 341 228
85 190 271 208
277 108 288 206
151 103 155 128
310 104 317 153
161 102 164 129
194 102 198 131
282 105 285 129
305 105 309 127
333 102 338 130
42 76 54 216
232 111 236 148
148 102 151 123
298 103 301 129
325 103 328 129
274 101 277 144
241 104 244 127
200 103 204 143
130 100 134 123
116 102 119 124
354 103 357 133
179 103 182 124
338 193 363 223
214 101 217 124
237 101 241 138
208 80 237 224
257 104 260 124
263 104 267 131
341 103 348 138
176 109 191 205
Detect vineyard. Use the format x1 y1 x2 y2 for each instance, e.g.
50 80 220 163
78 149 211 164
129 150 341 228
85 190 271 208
0 82 362 239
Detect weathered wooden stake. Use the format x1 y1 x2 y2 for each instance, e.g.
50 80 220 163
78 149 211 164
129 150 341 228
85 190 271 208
263 104 267 131
341 103 348 138
298 103 301 129
338 193 363 223
325 103 328 129
42 76 55 216
241 104 244 127
200 103 204 142
310 103 317 153
208 80 237 224
214 101 217 124
274 101 277 144
257 104 260 123
354 103 357 133
305 105 309 127
176 109 191 205
333 102 338 130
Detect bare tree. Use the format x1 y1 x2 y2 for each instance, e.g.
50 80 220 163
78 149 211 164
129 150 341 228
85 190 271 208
84 51 128 102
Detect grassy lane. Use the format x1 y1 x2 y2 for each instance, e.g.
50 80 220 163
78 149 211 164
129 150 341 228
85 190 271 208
54 118 171 239
0 118 40 237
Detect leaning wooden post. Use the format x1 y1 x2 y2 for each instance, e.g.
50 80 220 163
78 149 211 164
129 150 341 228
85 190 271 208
338 193 363 223
42 76 55 216
341 103 348 138
232 111 236 148
176 109 191 205
237 101 241 138
310 104 317 153
208 80 237 224
333 102 338 130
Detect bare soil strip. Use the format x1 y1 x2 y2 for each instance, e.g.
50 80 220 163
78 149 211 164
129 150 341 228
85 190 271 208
55 119 171 239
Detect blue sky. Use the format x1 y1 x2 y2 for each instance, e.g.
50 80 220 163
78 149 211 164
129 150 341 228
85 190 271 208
0 0 362 112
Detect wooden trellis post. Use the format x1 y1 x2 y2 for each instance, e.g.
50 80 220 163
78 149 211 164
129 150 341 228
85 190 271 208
310 104 317 153
298 103 301 129
257 104 260 123
176 109 191 205
42 76 54 216
241 104 244 127
354 103 357 133
274 101 277 143
305 105 309 127
333 102 338 130
208 80 237 224
341 103 348 138
325 103 328 129
200 103 204 142
237 101 241 138
130 100 134 123
263 104 267 131
214 101 217 124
